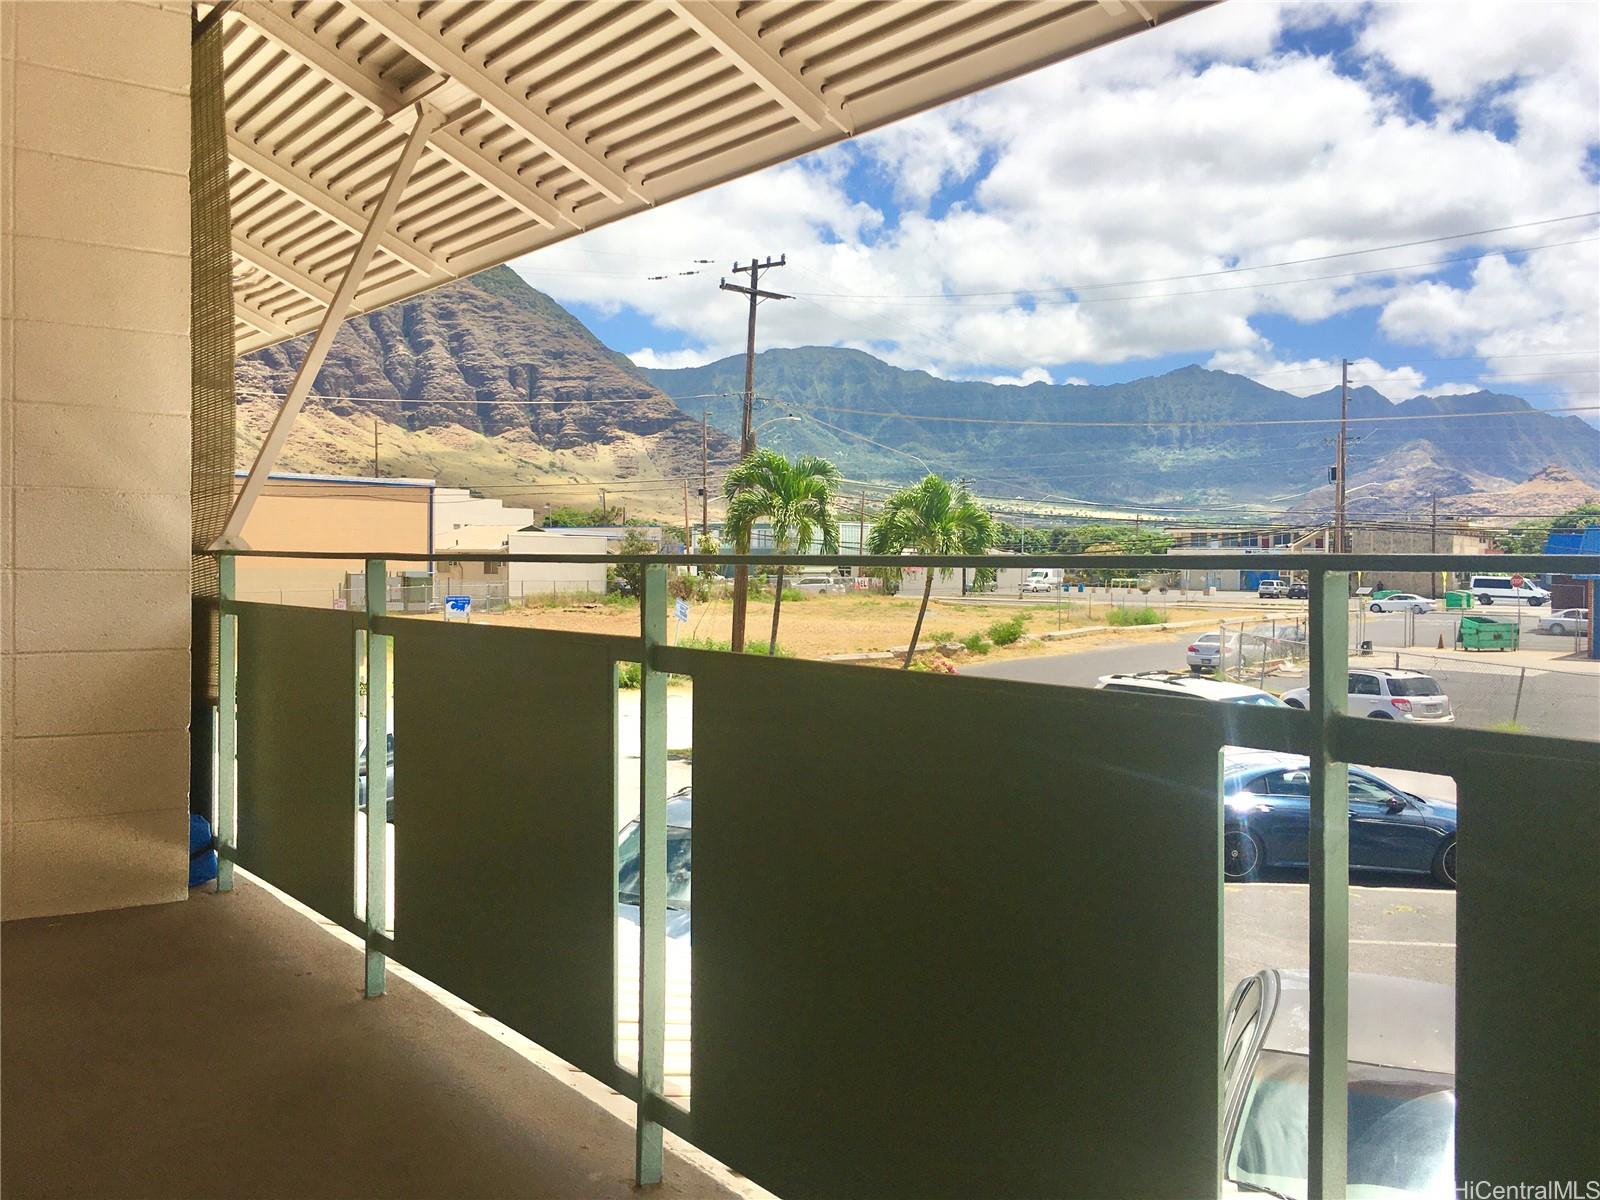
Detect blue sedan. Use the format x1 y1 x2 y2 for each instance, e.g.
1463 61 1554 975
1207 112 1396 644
1223 752 1457 886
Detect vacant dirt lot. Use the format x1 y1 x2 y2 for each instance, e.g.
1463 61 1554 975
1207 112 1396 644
445 591 1249 663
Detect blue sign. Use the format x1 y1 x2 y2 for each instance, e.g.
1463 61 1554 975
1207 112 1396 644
444 594 472 616
675 597 690 623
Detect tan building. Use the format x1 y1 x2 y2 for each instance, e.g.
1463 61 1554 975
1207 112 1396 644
232 473 435 606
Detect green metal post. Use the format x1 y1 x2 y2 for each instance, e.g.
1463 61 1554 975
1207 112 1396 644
1308 568 1349 1199
635 563 668 1186
216 554 237 893
364 559 389 998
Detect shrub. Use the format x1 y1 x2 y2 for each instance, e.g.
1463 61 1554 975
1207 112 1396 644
616 662 642 689
959 632 992 655
927 630 958 645
1106 606 1163 626
910 655 957 674
986 615 1027 646
602 590 637 608
679 635 794 658
780 587 805 602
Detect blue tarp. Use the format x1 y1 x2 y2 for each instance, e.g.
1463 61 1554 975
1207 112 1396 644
1544 527 1600 579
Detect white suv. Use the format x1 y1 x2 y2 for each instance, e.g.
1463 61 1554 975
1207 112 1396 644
1281 668 1454 722
793 574 847 594
1469 574 1549 607
1097 672 1286 706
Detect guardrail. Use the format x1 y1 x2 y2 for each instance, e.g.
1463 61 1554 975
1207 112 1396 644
210 550 1598 1199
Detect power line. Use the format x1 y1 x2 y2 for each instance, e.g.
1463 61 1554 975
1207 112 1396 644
785 234 1600 311
785 401 1600 429
786 211 1600 301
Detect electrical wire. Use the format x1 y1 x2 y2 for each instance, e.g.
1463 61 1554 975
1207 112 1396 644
783 401 1600 429
786 211 1600 300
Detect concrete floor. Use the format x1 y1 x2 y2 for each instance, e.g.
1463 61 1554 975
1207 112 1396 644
1 880 744 1200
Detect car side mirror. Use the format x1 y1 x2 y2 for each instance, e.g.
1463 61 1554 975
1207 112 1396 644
1386 796 1407 813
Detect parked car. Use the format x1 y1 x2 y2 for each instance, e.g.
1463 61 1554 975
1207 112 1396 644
1468 574 1549 607
1187 632 1268 672
1367 592 1436 614
1097 671 1287 706
616 789 694 940
1280 669 1454 722
1256 579 1287 598
793 573 848 594
1536 607 1590 636
1284 582 1309 600
356 731 394 822
1223 968 1456 1198
1224 750 1457 884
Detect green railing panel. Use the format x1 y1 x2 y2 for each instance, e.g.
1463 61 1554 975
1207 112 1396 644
234 602 359 930
685 652 1224 1200
390 621 620 1084
1456 744 1600 1183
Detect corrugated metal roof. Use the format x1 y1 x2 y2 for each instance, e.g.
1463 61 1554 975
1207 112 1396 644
217 0 1213 352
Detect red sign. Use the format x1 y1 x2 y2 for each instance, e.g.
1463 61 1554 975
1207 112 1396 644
1511 573 1525 588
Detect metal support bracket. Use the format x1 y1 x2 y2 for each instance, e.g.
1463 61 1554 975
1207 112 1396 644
212 104 445 550
1308 568 1350 1199
635 564 668 1185
364 558 390 998
215 555 238 892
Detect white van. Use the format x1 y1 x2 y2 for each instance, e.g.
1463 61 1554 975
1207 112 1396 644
1468 575 1550 607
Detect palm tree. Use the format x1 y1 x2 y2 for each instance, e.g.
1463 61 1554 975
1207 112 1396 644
723 450 843 654
867 474 995 668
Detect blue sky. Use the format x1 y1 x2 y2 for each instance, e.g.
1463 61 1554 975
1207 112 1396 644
512 2 1600 413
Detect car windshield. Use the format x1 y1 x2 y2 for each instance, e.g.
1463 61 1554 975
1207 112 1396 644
1387 678 1442 698
1228 1051 1455 1199
617 821 692 911
1226 693 1289 707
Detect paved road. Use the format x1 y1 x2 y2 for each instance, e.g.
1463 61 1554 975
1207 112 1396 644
963 626 1599 739
1226 880 1455 997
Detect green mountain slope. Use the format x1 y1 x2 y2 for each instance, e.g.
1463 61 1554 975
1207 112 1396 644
644 349 1600 509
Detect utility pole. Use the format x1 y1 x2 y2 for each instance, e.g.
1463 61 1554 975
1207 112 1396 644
719 253 790 650
599 487 607 520
683 481 691 555
373 418 380 478
1430 493 1439 599
1333 357 1350 554
700 411 710 543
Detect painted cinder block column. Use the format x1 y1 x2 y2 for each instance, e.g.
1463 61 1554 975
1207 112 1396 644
1 2 193 919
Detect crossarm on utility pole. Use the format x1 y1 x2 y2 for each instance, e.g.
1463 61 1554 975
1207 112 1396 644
212 104 445 550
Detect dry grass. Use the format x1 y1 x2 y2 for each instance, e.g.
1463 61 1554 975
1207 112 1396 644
458 591 1254 662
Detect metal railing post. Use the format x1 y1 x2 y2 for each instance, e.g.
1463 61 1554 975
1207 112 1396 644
635 563 668 1185
1308 567 1350 1199
216 554 237 892
364 558 390 998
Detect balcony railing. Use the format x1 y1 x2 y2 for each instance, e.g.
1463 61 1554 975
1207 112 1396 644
211 550 1599 1199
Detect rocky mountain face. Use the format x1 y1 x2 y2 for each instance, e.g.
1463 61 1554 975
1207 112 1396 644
236 266 735 498
1440 465 1600 518
645 351 1600 510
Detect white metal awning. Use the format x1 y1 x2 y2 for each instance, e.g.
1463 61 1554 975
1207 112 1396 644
216 0 1212 354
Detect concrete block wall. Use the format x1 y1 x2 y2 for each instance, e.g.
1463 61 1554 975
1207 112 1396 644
2 1 192 919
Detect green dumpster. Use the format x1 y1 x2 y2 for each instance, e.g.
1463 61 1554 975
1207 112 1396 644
1457 613 1520 651
1444 591 1473 609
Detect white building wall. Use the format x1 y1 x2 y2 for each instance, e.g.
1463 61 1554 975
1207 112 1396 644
506 531 608 598
2 2 192 919
432 487 536 542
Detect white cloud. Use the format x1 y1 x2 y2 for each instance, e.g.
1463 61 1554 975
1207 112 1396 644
1207 346 1483 401
626 347 716 372
981 367 1053 387
510 2 1599 390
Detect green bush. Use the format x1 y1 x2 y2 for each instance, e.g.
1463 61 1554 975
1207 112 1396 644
602 590 637 608
1106 606 1163 626
679 635 794 658
780 587 805 602
986 615 1027 646
616 662 642 689
960 632 992 655
927 629 958 645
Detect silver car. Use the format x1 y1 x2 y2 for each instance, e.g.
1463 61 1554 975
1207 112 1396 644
793 573 848 594
1187 632 1267 672
1536 607 1589 636
1223 968 1455 1199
